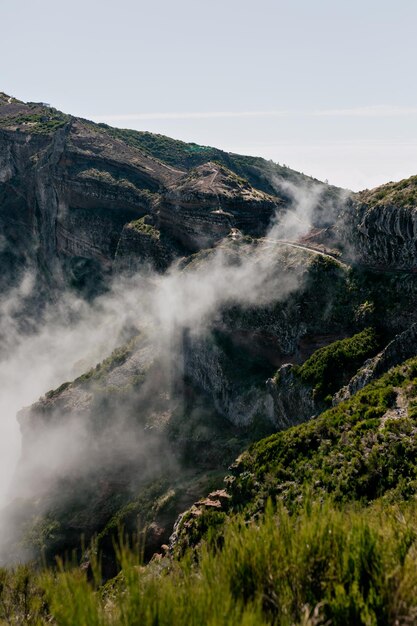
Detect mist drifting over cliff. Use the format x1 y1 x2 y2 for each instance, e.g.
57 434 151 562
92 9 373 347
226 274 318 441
0 275 146 504
0 169 347 564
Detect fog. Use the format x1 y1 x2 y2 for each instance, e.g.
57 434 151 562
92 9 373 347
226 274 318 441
0 179 347 559
0 275 146 505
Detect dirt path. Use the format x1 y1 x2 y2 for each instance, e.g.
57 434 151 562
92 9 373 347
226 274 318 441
380 388 408 427
261 238 346 265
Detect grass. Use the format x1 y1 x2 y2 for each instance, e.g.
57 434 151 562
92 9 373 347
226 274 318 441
3 500 417 625
6 342 417 625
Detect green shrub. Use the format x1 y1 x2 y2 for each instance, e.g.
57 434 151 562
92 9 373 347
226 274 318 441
6 500 417 625
297 327 380 400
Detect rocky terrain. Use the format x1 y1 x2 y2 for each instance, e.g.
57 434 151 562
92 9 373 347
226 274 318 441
2 92 417 590
0 92 322 295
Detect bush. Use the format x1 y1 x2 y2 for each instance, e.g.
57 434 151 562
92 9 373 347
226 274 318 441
6 500 417 625
297 327 380 400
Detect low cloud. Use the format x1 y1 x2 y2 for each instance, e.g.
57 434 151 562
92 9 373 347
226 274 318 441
0 180 350 562
91 105 417 124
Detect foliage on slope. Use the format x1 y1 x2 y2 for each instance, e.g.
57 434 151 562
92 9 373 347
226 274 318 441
173 357 417 556
98 124 331 196
0 101 70 135
3 501 417 625
293 327 381 401
359 174 417 209
228 358 417 513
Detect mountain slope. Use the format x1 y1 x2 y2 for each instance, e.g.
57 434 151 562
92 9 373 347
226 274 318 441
4 93 417 623
172 353 417 555
0 92 341 297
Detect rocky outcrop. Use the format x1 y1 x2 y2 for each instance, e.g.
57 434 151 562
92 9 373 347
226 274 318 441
337 177 417 270
266 364 316 428
158 163 281 251
114 215 177 272
345 202 417 269
334 323 417 404
0 111 180 293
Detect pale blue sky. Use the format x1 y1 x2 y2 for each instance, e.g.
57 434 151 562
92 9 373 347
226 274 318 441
2 0 417 190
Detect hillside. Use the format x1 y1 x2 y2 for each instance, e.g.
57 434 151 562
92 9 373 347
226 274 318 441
4 355 417 624
3 94 417 624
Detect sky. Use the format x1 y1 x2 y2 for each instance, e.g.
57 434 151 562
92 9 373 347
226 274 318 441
1 0 417 190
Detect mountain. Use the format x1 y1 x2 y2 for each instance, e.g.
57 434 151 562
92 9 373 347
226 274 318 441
0 92 340 298
2 93 417 624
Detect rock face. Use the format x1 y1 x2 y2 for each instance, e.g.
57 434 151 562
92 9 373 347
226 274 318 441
114 215 177 272
160 163 280 251
0 100 180 293
180 243 356 427
182 332 274 427
6 239 356 564
0 95 292 298
345 202 417 269
338 177 417 270
6 92 417 572
266 364 316 429
7 329 247 566
0 93 354 303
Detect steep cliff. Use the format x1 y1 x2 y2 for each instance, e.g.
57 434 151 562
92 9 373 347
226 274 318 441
0 92 336 300
337 176 417 269
334 323 417 404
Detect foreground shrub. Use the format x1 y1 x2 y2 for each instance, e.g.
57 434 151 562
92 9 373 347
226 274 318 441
4 500 417 625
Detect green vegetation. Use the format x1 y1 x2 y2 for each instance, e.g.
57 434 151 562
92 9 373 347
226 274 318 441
97 125 322 196
4 501 417 625
294 327 380 401
226 358 417 515
128 216 160 239
44 381 71 400
76 337 142 384
347 268 417 337
0 111 70 134
172 357 417 555
100 126 218 169
360 175 417 208
4 97 417 625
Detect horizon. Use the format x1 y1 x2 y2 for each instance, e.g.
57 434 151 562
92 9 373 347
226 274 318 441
2 0 416 191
